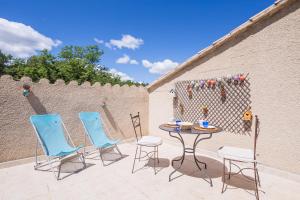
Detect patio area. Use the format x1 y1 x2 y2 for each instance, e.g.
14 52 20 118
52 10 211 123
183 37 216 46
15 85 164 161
1 141 299 200
0 1 299 200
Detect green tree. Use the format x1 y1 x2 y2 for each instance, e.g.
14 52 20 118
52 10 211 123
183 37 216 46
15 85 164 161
0 46 147 86
0 51 12 75
25 50 57 82
59 45 103 64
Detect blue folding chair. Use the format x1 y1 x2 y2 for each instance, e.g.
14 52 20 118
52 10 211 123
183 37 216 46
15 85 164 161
79 112 123 166
30 114 86 180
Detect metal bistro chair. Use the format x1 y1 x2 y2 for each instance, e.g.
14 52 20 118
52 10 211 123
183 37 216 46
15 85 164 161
130 112 162 174
218 115 261 200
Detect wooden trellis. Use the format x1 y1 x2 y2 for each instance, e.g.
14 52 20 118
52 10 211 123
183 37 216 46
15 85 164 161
173 75 252 134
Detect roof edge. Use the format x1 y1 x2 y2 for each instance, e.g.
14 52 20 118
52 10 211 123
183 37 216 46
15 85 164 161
147 0 295 93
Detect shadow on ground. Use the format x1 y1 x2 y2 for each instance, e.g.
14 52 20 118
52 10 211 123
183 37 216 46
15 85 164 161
172 155 224 179
133 157 170 174
146 158 170 168
222 172 258 191
85 148 129 166
171 155 258 192
35 156 94 180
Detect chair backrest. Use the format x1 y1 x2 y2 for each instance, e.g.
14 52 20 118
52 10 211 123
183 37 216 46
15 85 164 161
253 115 260 159
130 112 142 142
30 114 73 156
79 112 110 147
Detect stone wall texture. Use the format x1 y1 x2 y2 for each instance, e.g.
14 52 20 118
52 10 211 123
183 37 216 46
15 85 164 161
149 1 300 174
0 76 148 162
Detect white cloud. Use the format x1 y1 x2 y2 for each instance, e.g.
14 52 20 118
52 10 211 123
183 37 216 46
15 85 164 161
129 59 138 65
116 54 139 65
116 54 130 64
0 18 62 58
109 68 134 81
142 59 178 74
106 34 143 50
94 37 104 44
105 42 113 49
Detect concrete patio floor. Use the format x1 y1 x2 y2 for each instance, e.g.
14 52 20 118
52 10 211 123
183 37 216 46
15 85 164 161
0 141 299 200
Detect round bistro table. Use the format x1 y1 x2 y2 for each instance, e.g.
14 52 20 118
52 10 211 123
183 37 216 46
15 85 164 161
159 124 222 186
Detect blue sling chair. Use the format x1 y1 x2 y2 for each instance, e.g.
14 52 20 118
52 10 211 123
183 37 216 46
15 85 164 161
79 112 123 166
30 114 86 180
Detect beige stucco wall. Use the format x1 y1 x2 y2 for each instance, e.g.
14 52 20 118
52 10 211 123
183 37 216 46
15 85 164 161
149 1 300 174
0 76 148 162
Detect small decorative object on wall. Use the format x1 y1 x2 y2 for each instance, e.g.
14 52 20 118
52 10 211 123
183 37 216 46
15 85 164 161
195 81 200 91
200 80 205 88
187 84 193 99
170 88 177 97
22 84 31 97
170 88 178 106
217 77 222 87
242 106 252 121
211 79 216 89
239 74 246 84
207 80 212 88
226 75 232 84
101 101 106 107
233 74 240 85
190 80 195 88
179 103 184 115
202 105 208 116
220 85 226 102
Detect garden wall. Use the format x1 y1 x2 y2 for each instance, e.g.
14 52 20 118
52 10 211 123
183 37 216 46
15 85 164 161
0 75 148 162
148 1 300 174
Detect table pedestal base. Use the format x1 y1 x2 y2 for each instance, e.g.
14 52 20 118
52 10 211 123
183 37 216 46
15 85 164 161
168 131 213 186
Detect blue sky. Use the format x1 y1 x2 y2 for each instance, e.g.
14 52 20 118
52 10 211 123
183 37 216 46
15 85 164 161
0 0 274 83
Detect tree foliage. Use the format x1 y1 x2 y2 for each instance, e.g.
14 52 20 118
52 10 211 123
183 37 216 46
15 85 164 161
0 46 147 86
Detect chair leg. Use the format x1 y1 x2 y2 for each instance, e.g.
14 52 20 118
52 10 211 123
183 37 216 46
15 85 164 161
228 160 232 179
257 170 261 187
221 158 226 193
99 148 105 166
254 162 260 200
48 158 58 180
81 153 86 168
57 163 62 180
132 146 139 174
34 139 39 169
84 133 87 156
255 162 261 187
156 146 159 164
138 146 142 161
115 144 123 158
153 146 156 175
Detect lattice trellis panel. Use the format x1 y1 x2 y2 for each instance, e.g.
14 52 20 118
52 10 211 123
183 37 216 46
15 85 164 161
174 76 252 134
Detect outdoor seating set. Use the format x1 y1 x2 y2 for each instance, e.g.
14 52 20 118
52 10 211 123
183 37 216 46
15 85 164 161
30 112 123 180
159 116 261 200
30 112 163 180
30 110 261 199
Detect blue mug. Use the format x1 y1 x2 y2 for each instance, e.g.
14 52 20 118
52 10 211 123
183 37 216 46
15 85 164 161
203 121 209 128
175 120 181 131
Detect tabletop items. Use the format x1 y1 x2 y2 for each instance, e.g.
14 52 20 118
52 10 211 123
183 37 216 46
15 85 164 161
166 119 217 131
193 124 218 131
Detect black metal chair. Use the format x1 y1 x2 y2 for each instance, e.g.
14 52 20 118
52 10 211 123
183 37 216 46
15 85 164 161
218 115 261 200
130 112 162 174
